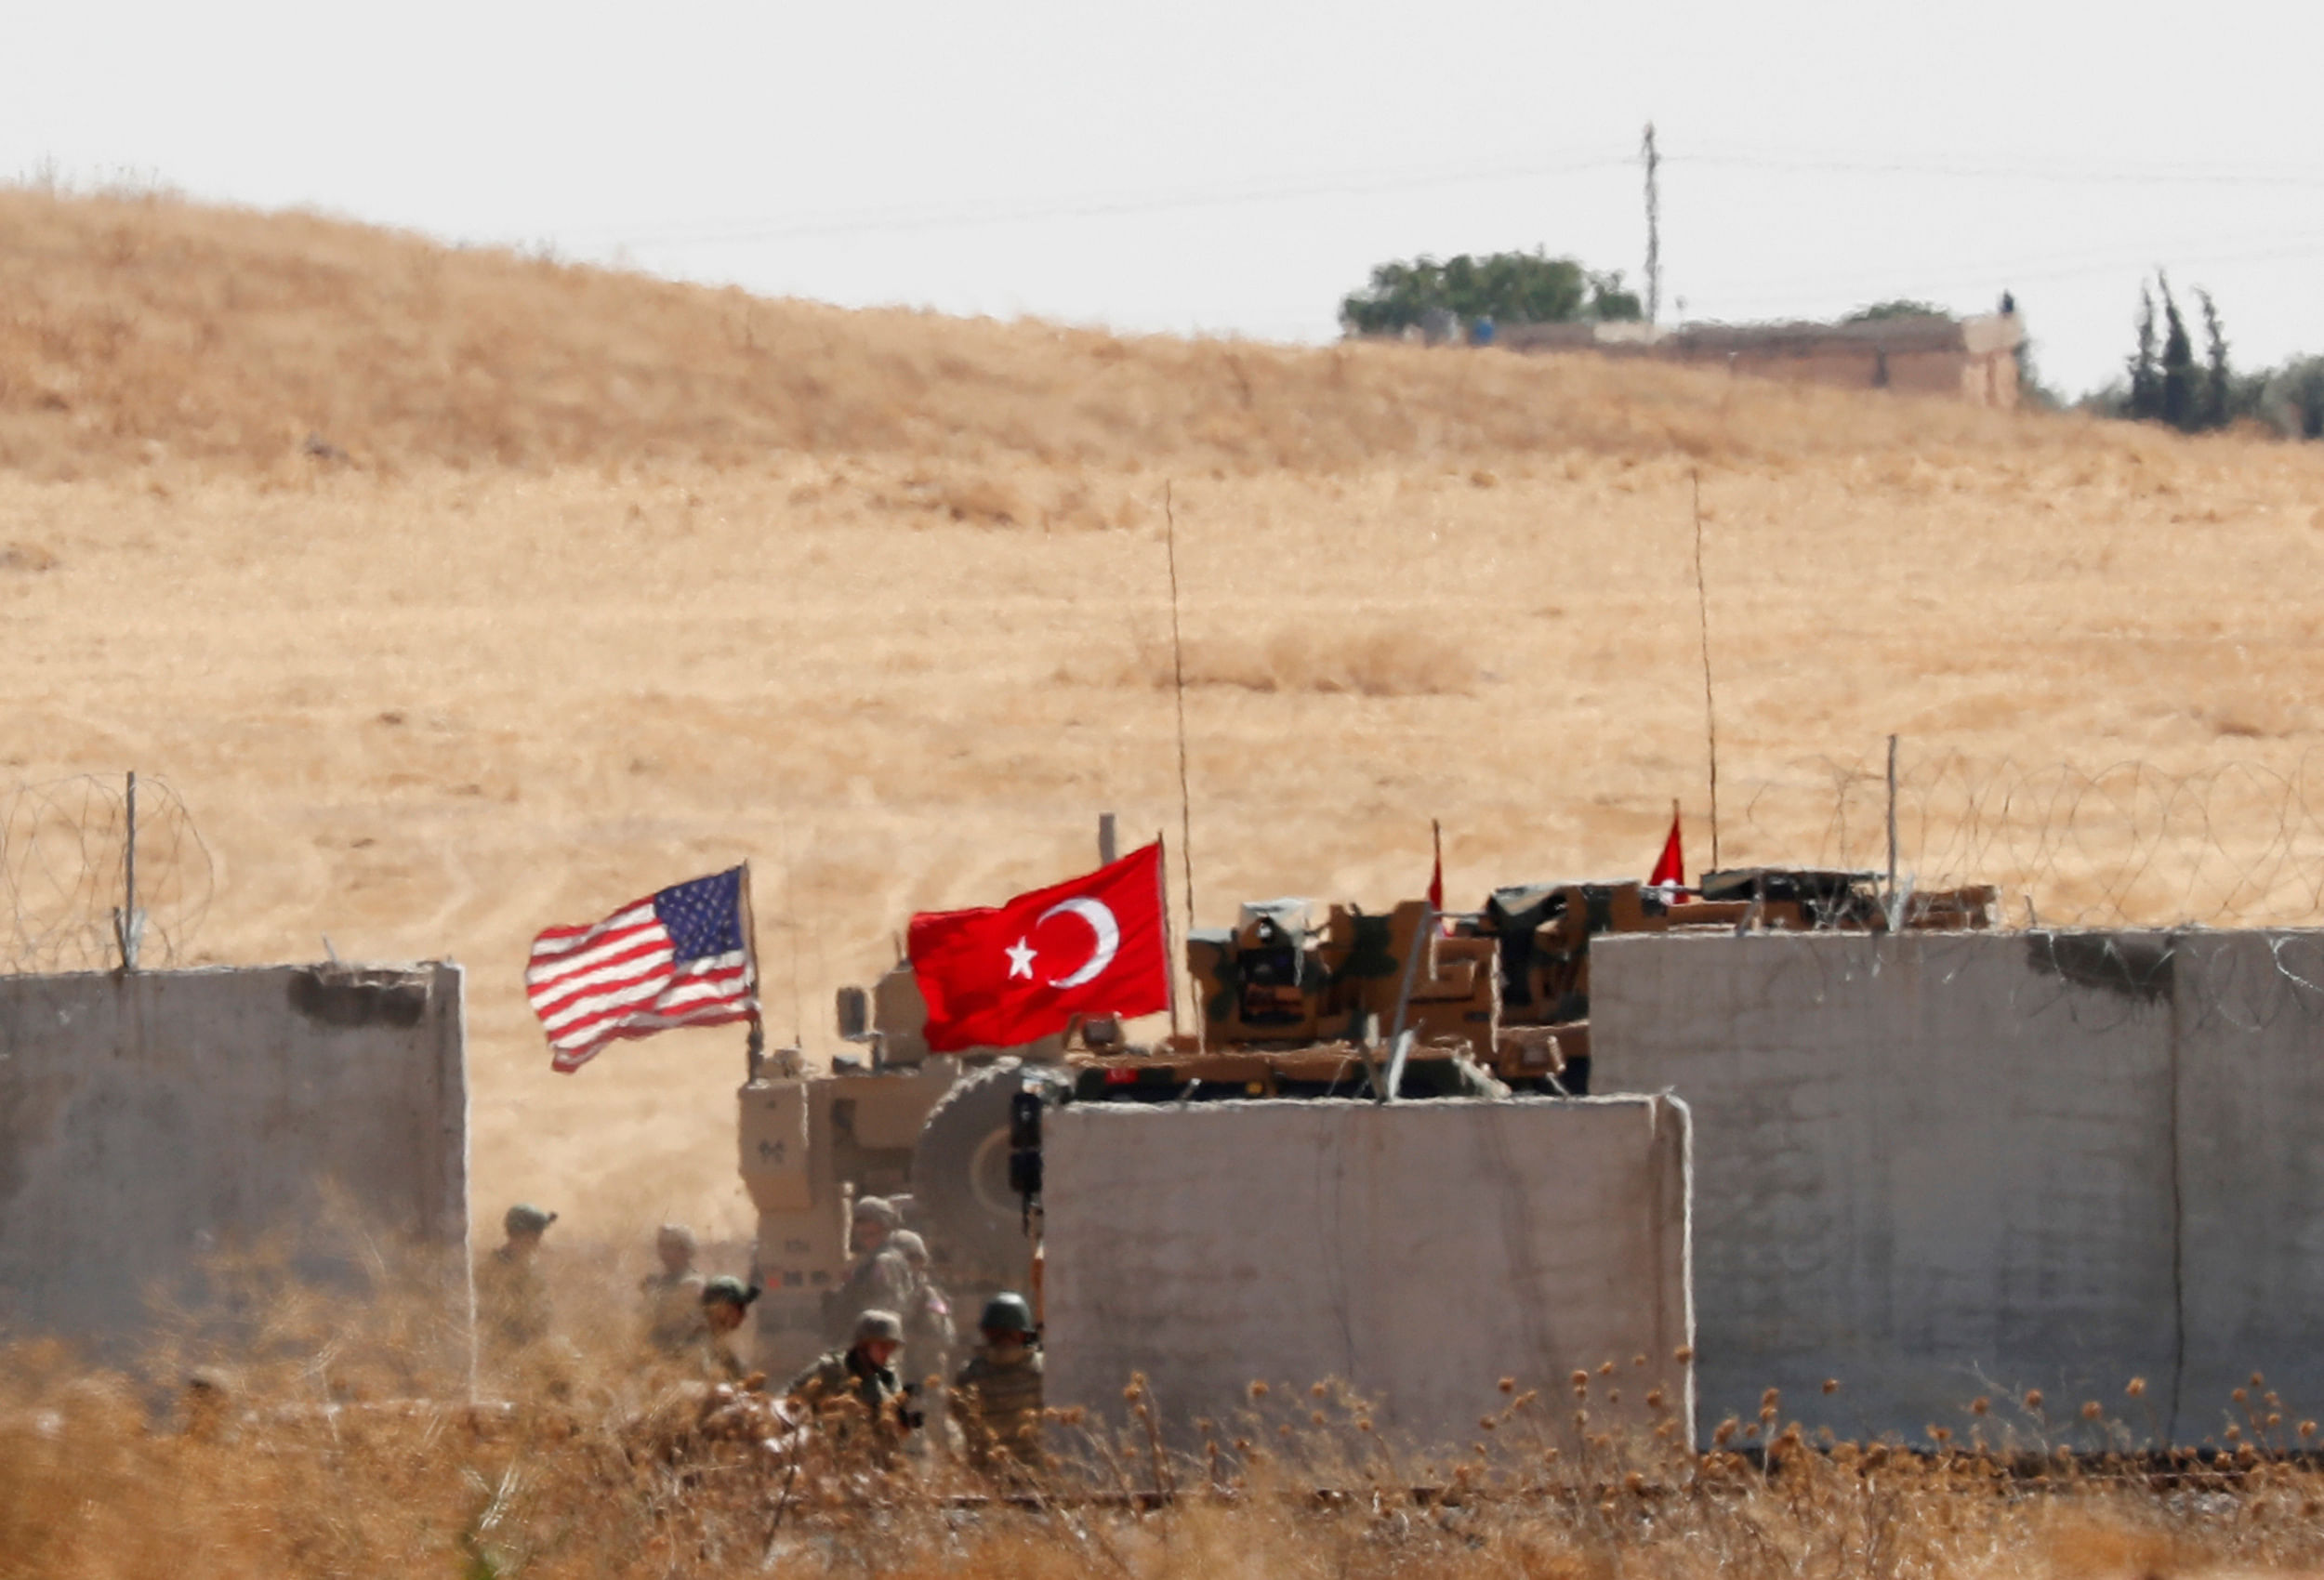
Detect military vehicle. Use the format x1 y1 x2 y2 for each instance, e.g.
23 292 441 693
737 840 1994 1370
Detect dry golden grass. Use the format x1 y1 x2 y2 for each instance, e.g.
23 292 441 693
1 186 2089 483
9 1304 2324 1580
9 183 2324 1253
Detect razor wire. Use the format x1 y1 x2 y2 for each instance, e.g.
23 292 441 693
0 774 213 972
1728 749 2324 932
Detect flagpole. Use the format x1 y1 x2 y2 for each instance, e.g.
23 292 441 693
739 861 768 1079
1429 818 1447 938
1156 829 1182 1041
1690 467 1722 872
1163 481 1199 1006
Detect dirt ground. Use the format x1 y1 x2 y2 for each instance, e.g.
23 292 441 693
7 186 2324 1240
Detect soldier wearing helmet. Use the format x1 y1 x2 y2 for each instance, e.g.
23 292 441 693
786 1309 918 1460
640 1223 707 1356
886 1230 957 1389
951 1291 1045 1472
697 1274 759 1382
476 1203 556 1355
823 1196 915 1346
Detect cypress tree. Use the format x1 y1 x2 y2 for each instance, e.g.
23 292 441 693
2198 288 2233 430
2128 283 2161 420
2159 272 2196 432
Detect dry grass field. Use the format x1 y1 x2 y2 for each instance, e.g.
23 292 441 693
8 183 2324 1249
9 1283 2324 1580
17 183 2324 1580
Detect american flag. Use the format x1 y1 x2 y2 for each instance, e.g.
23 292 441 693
526 867 759 1073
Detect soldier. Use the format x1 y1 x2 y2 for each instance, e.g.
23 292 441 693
475 1203 555 1354
887 1230 956 1389
640 1223 707 1355
787 1309 918 1461
697 1274 759 1383
951 1292 1045 1474
824 1197 914 1345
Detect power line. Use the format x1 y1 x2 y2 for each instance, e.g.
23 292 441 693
563 152 1635 251
531 139 2324 265
1697 231 2324 315
1670 151 2324 191
567 148 2324 255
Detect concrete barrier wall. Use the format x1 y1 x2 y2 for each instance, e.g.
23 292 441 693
0 965 468 1364
2169 932 2324 1428
1043 1096 1693 1455
1591 930 2324 1444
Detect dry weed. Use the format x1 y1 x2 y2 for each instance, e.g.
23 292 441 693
9 1313 2324 1580
1128 625 1475 698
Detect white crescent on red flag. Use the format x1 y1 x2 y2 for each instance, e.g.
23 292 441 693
907 843 1171 1052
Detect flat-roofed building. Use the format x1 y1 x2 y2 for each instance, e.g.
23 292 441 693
1497 310 2026 408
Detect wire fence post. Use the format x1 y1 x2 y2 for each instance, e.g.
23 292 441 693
1885 734 1900 910
3 772 209 974
114 769 140 972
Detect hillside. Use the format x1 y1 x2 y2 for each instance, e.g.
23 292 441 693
7 185 2324 1237
7 184 2098 482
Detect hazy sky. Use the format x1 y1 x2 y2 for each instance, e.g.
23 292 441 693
7 0 2319 399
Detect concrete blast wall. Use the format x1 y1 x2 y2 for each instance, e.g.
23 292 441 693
1592 930 2324 1444
0 965 468 1365
1044 1096 1694 1455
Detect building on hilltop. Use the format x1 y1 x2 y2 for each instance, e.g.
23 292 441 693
1494 309 2027 409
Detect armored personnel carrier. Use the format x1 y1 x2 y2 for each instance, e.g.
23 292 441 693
739 859 1993 1369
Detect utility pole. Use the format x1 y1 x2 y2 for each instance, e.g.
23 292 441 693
1642 122 1662 324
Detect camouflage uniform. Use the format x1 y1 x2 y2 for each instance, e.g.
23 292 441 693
695 1274 759 1384
951 1345 1046 1471
825 1244 915 1345
786 1341 910 1460
700 1326 749 1383
888 1231 956 1389
642 1269 707 1354
475 1244 549 1351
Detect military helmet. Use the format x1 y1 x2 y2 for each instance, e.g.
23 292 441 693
701 1274 758 1309
887 1229 929 1264
852 1196 901 1230
979 1292 1037 1336
852 1309 905 1344
656 1223 696 1252
505 1203 557 1235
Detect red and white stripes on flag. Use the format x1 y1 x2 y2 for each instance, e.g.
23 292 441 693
525 866 758 1073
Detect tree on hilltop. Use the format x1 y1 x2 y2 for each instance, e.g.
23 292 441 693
1340 251 1643 336
2126 283 2161 420
2159 273 2196 431
2112 272 2255 433
2199 288 2233 431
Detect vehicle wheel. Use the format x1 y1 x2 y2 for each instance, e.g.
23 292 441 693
912 1061 1041 1289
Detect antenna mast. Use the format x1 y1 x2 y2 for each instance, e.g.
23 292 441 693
1642 122 1662 324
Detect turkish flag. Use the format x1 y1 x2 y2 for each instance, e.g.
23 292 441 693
907 842 1172 1052
1648 806 1685 891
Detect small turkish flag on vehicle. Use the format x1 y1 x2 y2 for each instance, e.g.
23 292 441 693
907 842 1173 1052
1648 801 1685 892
